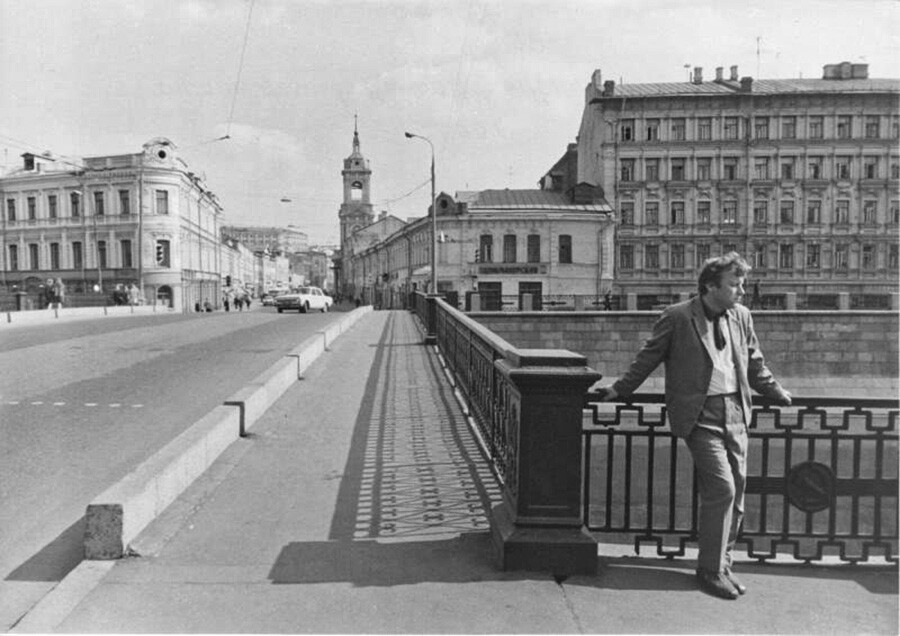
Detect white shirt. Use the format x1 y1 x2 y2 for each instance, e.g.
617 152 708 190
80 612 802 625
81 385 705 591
706 314 739 395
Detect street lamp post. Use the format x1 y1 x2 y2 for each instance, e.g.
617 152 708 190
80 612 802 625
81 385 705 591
404 131 437 295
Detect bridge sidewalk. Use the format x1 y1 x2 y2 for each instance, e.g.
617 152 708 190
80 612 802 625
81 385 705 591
20 310 898 634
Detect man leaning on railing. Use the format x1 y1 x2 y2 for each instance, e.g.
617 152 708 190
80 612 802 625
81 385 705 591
592 252 792 601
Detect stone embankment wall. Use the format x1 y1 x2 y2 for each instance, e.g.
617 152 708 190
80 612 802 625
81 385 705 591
471 311 899 392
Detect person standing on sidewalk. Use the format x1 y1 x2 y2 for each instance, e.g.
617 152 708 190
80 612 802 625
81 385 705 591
594 252 791 600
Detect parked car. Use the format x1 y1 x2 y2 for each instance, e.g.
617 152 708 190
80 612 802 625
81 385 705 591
274 286 333 313
260 292 276 306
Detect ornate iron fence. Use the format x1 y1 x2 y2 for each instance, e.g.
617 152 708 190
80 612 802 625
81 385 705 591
583 393 899 564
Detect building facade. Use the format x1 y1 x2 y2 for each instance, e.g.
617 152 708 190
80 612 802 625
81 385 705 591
349 187 615 310
0 138 224 311
220 224 309 256
576 62 900 309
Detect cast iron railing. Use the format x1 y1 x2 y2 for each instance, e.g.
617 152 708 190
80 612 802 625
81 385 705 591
583 393 899 564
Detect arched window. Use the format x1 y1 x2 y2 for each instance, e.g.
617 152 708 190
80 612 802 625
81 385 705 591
350 181 363 201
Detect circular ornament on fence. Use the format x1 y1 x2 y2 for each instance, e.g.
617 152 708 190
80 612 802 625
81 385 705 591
786 461 835 512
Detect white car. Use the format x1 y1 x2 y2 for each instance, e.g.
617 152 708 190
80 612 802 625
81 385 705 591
274 286 334 313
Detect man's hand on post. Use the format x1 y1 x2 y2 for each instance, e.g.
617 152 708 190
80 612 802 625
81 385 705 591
588 383 619 402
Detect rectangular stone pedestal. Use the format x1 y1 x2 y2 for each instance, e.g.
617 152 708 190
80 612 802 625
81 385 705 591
489 502 598 575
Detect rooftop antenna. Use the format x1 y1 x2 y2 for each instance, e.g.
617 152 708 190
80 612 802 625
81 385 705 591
684 63 691 81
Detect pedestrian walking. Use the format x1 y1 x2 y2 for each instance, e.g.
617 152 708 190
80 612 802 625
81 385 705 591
203 299 213 312
235 296 244 311
594 252 791 600
223 292 230 312
244 295 251 309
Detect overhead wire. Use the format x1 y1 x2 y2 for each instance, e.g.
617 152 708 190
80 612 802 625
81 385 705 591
226 0 256 138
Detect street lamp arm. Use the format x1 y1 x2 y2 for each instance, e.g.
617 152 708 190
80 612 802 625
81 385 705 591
404 130 438 295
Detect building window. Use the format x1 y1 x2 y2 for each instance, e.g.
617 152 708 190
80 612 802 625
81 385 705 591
698 118 712 140
892 162 900 179
121 239 133 268
155 239 171 267
479 234 493 263
71 192 80 218
645 201 659 226
50 242 60 269
835 156 851 180
644 244 659 269
754 117 769 139
6 199 15 222
619 244 634 270
862 201 877 225
156 190 169 215
8 244 18 271
834 244 848 270
671 243 685 269
752 244 767 269
723 157 739 180
696 157 712 181
891 201 899 224
27 196 36 220
29 243 39 270
781 116 796 139
753 157 770 180
865 116 880 139
620 119 635 141
503 234 517 263
724 117 739 140
697 200 711 225
646 119 660 141
861 244 875 270
94 191 105 216
620 201 634 225
98 240 107 269
780 157 795 180
808 156 823 180
620 159 635 181
779 244 794 269
835 200 850 225
753 200 768 225
558 234 572 264
48 195 57 219
836 115 852 139
73 242 83 269
806 200 822 224
671 118 686 141
695 245 711 267
780 200 795 224
645 158 660 181
670 201 685 225
889 244 898 270
119 190 130 215
527 234 540 263
722 200 737 225
806 243 821 269
350 181 362 201
809 116 824 139
670 157 686 181
863 157 879 180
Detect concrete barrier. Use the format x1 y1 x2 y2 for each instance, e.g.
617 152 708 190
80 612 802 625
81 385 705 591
84 405 241 559
82 305 373 560
3 304 171 328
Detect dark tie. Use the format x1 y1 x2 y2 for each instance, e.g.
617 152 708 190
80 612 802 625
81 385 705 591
712 314 726 350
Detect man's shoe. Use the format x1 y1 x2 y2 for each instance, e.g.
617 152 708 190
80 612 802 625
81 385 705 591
695 569 739 600
724 568 747 595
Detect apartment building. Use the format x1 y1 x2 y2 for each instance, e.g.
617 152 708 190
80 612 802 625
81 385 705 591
576 61 899 309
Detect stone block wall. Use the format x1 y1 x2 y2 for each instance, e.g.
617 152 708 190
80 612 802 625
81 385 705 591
471 311 899 391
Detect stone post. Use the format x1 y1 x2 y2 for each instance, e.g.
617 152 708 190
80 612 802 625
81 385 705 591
489 349 601 575
574 296 586 312
469 293 481 312
891 293 899 311
785 292 797 311
626 293 638 311
521 293 533 311
424 293 438 344
838 292 851 311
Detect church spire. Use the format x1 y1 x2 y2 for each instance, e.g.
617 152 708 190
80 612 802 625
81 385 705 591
353 113 360 153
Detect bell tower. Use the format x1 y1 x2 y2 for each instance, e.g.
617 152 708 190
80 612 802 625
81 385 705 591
339 117 374 250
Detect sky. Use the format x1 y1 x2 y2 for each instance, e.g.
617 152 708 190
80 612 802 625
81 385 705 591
1 0 898 244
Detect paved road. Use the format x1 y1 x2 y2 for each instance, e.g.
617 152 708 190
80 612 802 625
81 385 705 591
0 305 350 631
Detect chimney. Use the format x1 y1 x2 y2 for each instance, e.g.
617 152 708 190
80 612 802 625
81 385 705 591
693 66 703 84
715 66 724 82
603 80 615 96
740 76 753 92
591 68 603 91
851 63 868 79
730 65 739 81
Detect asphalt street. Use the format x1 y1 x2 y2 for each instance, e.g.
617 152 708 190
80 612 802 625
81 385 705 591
0 305 350 631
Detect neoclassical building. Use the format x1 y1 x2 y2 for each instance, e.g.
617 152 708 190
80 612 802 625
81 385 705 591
0 138 224 311
575 61 900 309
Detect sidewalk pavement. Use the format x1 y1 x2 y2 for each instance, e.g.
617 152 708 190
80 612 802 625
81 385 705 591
16 310 898 634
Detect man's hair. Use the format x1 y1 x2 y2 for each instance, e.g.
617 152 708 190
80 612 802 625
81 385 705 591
697 252 751 295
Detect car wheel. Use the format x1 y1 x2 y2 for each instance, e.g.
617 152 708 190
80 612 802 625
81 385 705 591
321 303 327 313
300 302 309 314
277 308 283 313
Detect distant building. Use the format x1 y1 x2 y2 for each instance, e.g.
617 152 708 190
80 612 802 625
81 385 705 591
575 61 900 309
221 224 308 256
0 138 223 311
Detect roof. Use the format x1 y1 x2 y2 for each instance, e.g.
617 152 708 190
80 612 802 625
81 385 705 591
456 189 612 213
605 77 900 99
